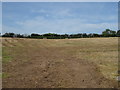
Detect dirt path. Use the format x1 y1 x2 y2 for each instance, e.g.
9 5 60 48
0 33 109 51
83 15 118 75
2 38 117 88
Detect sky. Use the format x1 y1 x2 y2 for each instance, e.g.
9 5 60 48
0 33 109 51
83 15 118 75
2 2 118 34
0 1 1 33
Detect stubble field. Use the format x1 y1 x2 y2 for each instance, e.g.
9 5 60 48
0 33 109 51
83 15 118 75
2 37 118 88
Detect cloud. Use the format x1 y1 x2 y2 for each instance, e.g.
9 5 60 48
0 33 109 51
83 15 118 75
54 9 74 18
31 9 49 13
3 16 117 34
2 2 118 34
31 7 75 19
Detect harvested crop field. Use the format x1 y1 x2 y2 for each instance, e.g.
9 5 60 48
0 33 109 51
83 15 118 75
2 37 118 88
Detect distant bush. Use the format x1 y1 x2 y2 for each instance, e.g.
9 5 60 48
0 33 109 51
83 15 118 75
2 29 119 39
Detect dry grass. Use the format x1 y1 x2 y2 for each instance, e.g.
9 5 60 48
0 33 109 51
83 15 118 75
47 37 118 80
73 38 118 80
2 37 118 81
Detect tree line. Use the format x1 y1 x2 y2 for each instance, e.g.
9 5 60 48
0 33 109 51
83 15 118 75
2 29 120 39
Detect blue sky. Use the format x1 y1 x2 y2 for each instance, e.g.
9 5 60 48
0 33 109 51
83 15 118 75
2 2 118 34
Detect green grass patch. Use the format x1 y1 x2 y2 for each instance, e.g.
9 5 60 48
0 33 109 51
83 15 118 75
2 47 13 63
3 55 12 63
0 73 10 78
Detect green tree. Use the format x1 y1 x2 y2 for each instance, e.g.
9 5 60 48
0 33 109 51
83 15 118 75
102 29 116 37
117 30 120 37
